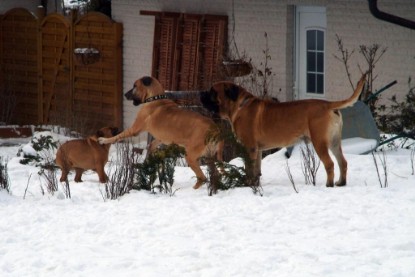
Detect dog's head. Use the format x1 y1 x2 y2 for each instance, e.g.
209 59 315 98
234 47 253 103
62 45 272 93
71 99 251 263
96 126 120 138
89 126 119 145
124 76 164 106
200 81 242 120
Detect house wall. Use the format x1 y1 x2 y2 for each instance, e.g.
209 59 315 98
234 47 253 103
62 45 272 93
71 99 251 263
0 1 38 13
1 1 413 139
0 0 61 15
326 0 415 102
113 0 414 140
112 0 294 143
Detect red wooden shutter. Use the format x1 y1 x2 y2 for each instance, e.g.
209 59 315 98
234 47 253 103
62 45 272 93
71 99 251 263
143 11 227 91
178 14 202 90
199 15 227 89
151 13 181 90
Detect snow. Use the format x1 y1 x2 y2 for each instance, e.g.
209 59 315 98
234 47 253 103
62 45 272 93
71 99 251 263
342 137 378 154
74 48 100 54
1 131 415 277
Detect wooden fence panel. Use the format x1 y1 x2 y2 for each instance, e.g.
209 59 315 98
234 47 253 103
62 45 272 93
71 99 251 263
0 8 39 125
0 9 123 134
73 12 123 131
39 14 72 125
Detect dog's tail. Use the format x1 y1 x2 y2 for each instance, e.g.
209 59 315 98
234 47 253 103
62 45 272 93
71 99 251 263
329 73 367 110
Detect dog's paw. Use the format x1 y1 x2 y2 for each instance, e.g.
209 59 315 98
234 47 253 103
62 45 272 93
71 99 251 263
98 137 108 145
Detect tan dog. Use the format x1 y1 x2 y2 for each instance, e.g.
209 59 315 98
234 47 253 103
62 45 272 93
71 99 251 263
200 74 367 187
98 76 224 189
56 127 119 183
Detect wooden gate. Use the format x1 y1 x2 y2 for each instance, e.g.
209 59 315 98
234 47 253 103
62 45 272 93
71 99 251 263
72 12 123 131
0 9 123 133
0 8 39 125
39 14 72 125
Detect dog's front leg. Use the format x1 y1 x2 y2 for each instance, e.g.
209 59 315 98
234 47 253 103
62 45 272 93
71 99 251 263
252 150 262 187
98 128 137 144
99 117 144 145
98 124 142 144
245 145 261 187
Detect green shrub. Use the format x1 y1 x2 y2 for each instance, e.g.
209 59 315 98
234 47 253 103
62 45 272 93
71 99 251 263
134 144 185 196
18 135 58 168
377 77 415 146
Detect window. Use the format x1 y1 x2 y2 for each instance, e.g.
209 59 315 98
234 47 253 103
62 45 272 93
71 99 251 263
306 29 324 94
141 11 228 91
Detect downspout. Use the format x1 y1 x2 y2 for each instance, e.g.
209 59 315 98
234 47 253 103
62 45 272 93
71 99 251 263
368 0 415 30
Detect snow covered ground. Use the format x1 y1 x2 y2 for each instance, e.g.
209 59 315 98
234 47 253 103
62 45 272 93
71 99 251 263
1 131 415 277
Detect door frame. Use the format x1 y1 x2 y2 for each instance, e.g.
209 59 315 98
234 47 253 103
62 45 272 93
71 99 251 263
294 6 327 100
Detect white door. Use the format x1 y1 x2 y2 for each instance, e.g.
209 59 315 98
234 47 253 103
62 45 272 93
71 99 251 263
295 6 326 99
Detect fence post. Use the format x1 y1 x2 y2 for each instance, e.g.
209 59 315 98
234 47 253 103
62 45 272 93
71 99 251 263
36 6 46 20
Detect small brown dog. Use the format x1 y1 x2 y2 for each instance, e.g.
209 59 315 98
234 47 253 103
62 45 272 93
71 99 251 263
98 76 224 189
55 127 119 183
201 73 367 187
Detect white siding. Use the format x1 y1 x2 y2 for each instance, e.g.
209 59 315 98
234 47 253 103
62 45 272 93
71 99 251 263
326 0 415 103
0 0 61 14
0 0 38 13
3 0 414 133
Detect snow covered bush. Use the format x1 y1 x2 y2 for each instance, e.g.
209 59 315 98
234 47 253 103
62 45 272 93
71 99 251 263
206 125 263 196
0 157 11 193
104 141 137 200
300 143 320 186
18 134 58 169
377 77 415 145
38 165 59 196
134 144 185 196
17 132 62 197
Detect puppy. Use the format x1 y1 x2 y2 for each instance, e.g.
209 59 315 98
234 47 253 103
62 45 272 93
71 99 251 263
98 76 224 189
200 74 367 187
55 127 119 183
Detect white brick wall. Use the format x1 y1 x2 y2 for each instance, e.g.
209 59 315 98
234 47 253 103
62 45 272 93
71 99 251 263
0 0 38 13
111 0 415 138
3 0 413 137
0 0 61 15
326 0 415 103
112 0 290 141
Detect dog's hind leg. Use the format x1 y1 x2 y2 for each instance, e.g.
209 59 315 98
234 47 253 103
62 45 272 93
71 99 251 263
59 168 69 182
186 154 207 189
330 140 347 186
74 168 84 182
96 167 109 183
313 141 335 187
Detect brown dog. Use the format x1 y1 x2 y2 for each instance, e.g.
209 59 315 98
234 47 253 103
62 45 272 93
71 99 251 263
98 76 224 189
55 127 119 183
200 74 367 187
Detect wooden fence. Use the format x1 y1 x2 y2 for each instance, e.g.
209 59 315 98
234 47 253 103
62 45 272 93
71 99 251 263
0 8 122 133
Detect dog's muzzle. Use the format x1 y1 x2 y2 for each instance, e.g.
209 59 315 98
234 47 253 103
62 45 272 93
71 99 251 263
124 88 134 100
124 88 141 106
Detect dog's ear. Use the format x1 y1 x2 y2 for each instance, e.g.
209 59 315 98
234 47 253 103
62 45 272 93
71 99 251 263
141 76 152 86
96 130 104 137
200 88 217 103
224 84 240 101
111 127 120 136
200 88 219 114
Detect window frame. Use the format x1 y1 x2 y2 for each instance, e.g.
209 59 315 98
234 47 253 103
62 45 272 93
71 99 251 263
305 28 325 95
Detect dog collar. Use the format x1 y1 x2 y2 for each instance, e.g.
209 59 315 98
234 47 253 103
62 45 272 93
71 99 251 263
239 96 251 108
144 95 169 103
